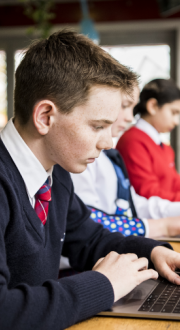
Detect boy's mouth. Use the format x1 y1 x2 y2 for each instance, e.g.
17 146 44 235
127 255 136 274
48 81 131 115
87 158 95 163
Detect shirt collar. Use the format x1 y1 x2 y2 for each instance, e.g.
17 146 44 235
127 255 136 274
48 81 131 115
135 118 161 145
1 118 53 198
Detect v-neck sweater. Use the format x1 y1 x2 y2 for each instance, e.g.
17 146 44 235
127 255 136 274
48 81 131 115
0 138 170 330
116 127 180 201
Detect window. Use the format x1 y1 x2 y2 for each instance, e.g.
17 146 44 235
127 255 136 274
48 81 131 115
102 44 171 145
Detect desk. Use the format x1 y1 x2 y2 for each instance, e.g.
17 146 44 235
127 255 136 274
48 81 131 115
67 242 180 330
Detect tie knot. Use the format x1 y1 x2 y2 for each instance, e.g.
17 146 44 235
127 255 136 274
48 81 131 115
35 179 51 202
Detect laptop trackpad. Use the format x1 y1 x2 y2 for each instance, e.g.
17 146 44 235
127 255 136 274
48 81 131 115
112 279 158 312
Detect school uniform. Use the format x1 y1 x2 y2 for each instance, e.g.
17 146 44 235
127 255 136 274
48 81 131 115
116 118 180 201
0 119 169 330
71 148 180 230
71 150 148 237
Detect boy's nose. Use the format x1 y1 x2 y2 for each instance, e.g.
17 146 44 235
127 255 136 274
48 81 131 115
125 108 134 123
97 133 113 151
174 116 180 126
103 138 113 150
126 113 133 123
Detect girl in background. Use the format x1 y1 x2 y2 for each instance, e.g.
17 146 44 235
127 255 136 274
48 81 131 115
116 79 180 201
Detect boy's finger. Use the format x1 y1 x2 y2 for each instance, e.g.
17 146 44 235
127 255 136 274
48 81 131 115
138 268 158 284
124 253 138 261
133 257 148 271
159 263 180 285
93 257 104 269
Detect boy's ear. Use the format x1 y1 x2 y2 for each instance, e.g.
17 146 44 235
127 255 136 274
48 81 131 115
146 98 158 116
32 100 57 135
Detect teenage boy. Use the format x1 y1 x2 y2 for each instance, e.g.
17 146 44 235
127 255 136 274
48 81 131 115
1 30 180 330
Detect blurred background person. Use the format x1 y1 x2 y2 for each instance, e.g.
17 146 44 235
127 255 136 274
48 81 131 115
117 79 180 201
71 86 180 239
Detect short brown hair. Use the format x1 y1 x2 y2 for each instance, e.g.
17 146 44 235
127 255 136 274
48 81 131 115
14 30 138 125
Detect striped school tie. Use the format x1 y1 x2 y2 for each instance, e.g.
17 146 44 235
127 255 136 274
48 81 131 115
35 178 51 225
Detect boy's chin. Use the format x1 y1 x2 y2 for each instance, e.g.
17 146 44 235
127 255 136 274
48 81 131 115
69 163 88 174
112 129 122 138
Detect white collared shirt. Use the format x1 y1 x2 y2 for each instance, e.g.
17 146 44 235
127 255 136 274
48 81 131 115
1 118 53 207
136 118 161 145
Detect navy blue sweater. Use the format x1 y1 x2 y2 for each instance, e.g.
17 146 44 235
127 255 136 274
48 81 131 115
0 139 170 330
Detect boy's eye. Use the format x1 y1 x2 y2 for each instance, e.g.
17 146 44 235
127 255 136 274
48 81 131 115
172 111 179 115
94 126 104 130
96 126 104 130
122 102 131 109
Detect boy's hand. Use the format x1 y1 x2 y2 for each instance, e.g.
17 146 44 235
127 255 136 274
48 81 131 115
148 216 180 238
93 251 158 302
165 216 180 237
151 246 180 285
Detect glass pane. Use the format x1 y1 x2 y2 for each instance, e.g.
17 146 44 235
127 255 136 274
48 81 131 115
101 44 170 89
102 45 171 145
0 51 7 129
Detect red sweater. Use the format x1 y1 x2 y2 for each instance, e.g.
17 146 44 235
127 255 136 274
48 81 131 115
116 126 180 201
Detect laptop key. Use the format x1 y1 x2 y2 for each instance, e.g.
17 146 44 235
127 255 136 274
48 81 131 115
152 285 166 295
173 309 180 313
156 298 166 302
164 303 176 307
150 304 164 312
139 303 154 311
139 307 151 311
162 305 175 313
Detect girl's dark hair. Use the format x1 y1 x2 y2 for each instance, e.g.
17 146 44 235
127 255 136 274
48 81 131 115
134 78 180 116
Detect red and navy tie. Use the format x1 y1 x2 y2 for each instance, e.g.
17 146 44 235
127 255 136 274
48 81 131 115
34 178 51 225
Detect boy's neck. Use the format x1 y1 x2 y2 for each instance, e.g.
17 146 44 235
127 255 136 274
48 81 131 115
13 118 53 171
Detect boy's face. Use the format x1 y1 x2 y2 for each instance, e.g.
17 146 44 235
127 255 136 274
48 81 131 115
45 85 122 173
111 86 139 137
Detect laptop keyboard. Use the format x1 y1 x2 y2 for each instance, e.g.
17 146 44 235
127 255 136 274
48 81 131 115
139 277 180 313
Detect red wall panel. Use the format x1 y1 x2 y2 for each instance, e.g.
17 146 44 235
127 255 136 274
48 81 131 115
0 1 179 28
